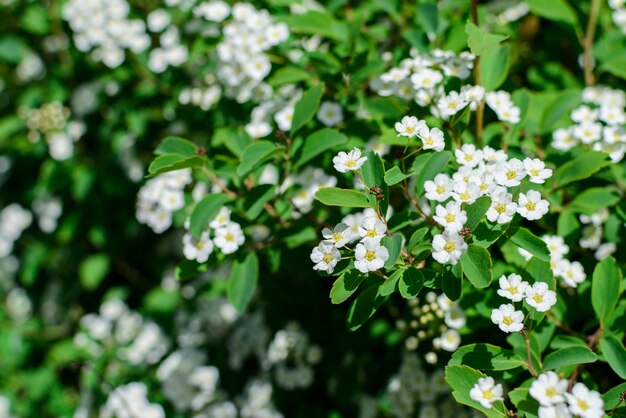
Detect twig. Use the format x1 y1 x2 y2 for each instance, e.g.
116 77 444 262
583 0 602 86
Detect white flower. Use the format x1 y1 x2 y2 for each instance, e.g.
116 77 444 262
316 101 343 127
451 180 480 204
564 383 605 418
354 240 389 273
517 190 549 221
209 207 231 229
524 158 553 184
432 230 467 265
193 0 231 22
437 91 469 117
461 85 485 110
444 304 466 329
439 329 461 352
491 303 524 333
424 173 453 202
571 105 598 123
552 128 578 151
321 223 351 248
381 67 410 83
529 371 568 406
486 190 517 224
554 259 586 288
410 68 443 89
433 201 467 233
494 158 525 187
418 126 445 151
358 216 387 244
495 103 521 124
525 282 557 312
573 122 602 144
455 144 483 167
543 235 569 259
275 105 294 131
538 404 572 418
341 212 365 243
497 274 529 302
310 242 341 274
182 231 214 263
333 148 368 173
214 222 245 254
147 9 171 32
594 242 616 260
469 376 504 409
395 116 425 138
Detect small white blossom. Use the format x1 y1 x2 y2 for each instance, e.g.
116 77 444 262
432 230 467 265
494 158 526 187
469 376 504 409
213 222 245 254
455 144 483 168
451 180 480 204
433 201 467 233
333 148 368 173
437 91 469 117
525 282 557 312
537 403 572 418
358 216 387 244
497 274 529 302
523 158 553 184
321 223 351 248
418 126 445 152
310 242 341 274
424 173 453 202
182 231 214 263
354 240 389 273
564 383 604 418
439 329 461 352
209 207 231 229
491 303 524 333
529 371 568 406
395 116 425 138
517 190 549 221
486 190 517 224
316 101 343 127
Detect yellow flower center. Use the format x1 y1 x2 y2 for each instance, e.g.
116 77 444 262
480 183 488 190
323 253 333 263
196 241 205 250
533 294 543 304
509 286 517 294
482 390 494 400
436 185 446 194
526 202 536 211
530 169 539 176
546 388 557 398
577 399 589 411
506 170 516 180
332 232 343 242
346 160 357 168
444 242 455 252
406 126 414 134
425 137 433 145
364 250 376 261
445 214 456 223
495 203 506 214
366 229 377 238
225 233 235 242
502 316 513 325
464 154 473 162
459 192 470 201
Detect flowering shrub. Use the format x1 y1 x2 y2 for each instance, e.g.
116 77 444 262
1 0 626 417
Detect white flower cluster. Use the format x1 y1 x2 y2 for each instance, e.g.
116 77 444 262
101 382 165 418
395 116 446 151
214 3 289 104
579 208 617 260
311 208 391 274
174 297 239 346
63 0 150 68
371 49 475 103
265 322 321 390
426 143 552 265
136 169 192 233
19 102 85 161
283 166 337 215
491 274 557 332
182 206 245 262
245 84 302 138
32 196 62 234
610 0 626 34
553 86 626 161
520 235 587 288
382 353 471 418
74 298 170 365
0 204 32 258
469 376 504 409
157 348 222 413
179 75 222 111
238 380 283 418
529 371 605 418
148 25 189 73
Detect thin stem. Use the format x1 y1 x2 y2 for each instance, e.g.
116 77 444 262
471 0 484 147
524 333 539 378
568 326 603 390
583 0 602 86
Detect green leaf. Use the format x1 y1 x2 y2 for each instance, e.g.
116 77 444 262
508 387 541 418
526 0 579 26
291 84 324 135
212 128 251 158
601 56 626 80
155 136 197 156
295 128 348 168
442 269 462 301
20 5 49 35
465 21 509 56
244 185 277 219
541 89 581 132
416 3 439 34
569 187 621 215
330 270 367 304
360 150 388 212
79 254 110 290
347 282 386 331
445 366 507 418
268 66 312 87
144 288 180 314
0 36 27 63
362 97 406 120
552 151 612 189
603 382 626 409
460 244 492 288
380 269 402 297
236 141 280 176
383 234 403 269
591 256 622 325
473 221 508 248
557 209 579 241
175 259 208 280
147 155 206 177
384 166 409 186
465 196 491 231
279 11 348 42
399 267 425 299
542 346 597 371
315 187 373 208
189 193 229 239
407 227 429 252
228 252 259 313
524 257 555 289
415 151 452 196
599 337 626 379
480 44 511 91
449 344 527 371
506 227 550 261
